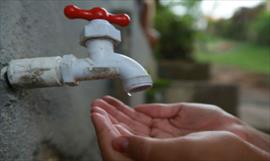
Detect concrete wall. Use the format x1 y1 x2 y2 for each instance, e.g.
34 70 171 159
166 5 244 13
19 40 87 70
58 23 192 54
0 1 155 160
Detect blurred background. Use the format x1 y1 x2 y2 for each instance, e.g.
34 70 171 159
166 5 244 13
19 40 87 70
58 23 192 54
0 0 269 161
148 0 270 133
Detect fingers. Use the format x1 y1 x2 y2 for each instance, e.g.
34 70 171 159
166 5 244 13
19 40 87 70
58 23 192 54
92 98 150 136
91 112 119 161
102 96 152 126
134 103 181 118
109 114 118 124
92 105 118 124
92 106 135 134
135 103 220 119
115 123 135 135
92 99 135 127
101 95 134 116
91 107 133 161
135 103 228 133
112 135 187 161
114 124 134 136
91 106 120 137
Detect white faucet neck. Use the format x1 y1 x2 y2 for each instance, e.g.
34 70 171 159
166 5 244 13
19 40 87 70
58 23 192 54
85 39 114 62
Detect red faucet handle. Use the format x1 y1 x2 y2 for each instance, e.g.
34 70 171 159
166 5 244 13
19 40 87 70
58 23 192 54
64 5 131 27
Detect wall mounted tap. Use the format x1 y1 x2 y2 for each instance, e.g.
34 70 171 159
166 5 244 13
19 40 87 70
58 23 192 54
0 5 152 93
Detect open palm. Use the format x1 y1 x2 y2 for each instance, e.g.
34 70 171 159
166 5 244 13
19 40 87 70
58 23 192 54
91 96 246 139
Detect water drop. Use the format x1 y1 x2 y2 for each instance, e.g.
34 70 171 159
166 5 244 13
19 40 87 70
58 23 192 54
127 92 132 96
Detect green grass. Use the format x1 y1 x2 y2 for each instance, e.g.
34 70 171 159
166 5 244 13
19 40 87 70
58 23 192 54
195 38 270 75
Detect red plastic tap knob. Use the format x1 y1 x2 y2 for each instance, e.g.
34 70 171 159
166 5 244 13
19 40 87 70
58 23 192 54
64 4 131 27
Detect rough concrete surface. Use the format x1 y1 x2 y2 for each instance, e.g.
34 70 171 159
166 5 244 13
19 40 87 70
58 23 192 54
0 1 115 160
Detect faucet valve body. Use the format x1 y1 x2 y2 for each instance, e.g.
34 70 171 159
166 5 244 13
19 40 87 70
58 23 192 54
1 5 152 93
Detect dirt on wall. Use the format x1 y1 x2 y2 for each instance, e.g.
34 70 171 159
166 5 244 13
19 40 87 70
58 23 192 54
0 1 110 160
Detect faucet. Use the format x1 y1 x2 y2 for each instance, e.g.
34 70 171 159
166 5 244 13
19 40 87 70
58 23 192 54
0 5 152 93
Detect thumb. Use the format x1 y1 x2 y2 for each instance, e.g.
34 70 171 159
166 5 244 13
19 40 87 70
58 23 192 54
112 136 187 161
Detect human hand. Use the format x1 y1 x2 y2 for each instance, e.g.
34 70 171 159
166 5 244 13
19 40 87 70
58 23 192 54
91 96 270 161
91 109 269 161
112 131 270 161
92 96 270 152
90 106 133 161
91 96 246 139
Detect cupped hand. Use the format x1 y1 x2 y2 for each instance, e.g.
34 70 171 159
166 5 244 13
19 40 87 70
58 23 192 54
91 96 246 139
91 96 270 161
91 106 133 161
